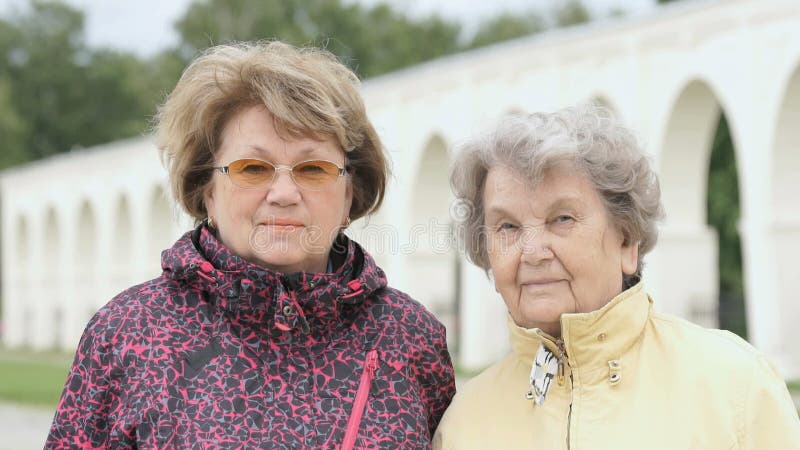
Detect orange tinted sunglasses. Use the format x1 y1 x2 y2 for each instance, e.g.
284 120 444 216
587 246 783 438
213 159 346 191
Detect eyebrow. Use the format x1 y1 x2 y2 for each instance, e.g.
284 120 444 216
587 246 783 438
549 196 585 210
485 195 585 218
244 144 319 158
484 205 517 220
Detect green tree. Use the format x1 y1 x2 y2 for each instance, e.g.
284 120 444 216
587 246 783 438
0 78 29 168
0 0 602 170
4 0 90 159
553 0 592 27
0 1 173 169
173 0 461 78
468 13 546 49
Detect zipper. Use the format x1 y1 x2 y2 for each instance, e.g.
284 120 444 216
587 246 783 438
555 338 567 386
552 336 571 448
341 349 378 450
536 330 572 449
566 400 573 449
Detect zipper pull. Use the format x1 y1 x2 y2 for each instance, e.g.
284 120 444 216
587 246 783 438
557 359 565 386
366 349 379 374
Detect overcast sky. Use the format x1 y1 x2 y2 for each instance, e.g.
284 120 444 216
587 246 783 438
0 0 657 57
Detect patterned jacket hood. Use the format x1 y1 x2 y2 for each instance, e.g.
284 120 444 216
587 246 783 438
47 224 455 449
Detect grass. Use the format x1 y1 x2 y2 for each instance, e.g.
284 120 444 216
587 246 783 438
788 380 800 393
0 347 72 409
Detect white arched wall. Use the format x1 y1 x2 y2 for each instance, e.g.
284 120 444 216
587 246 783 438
771 63 800 375
404 135 459 350
38 208 60 349
11 216 32 347
1 0 798 377
652 80 722 328
70 201 98 347
148 185 174 280
111 195 134 295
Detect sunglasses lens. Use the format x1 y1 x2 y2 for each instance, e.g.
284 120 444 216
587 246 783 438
227 159 275 188
292 160 341 189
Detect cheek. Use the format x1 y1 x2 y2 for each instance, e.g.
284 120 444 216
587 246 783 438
222 191 263 228
488 252 518 290
311 191 347 223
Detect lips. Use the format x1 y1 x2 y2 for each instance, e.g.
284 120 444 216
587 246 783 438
521 279 563 287
259 218 305 231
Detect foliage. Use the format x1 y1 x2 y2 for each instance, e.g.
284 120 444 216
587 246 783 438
707 115 747 339
468 13 547 49
553 0 592 27
0 0 599 171
0 1 173 169
174 0 461 78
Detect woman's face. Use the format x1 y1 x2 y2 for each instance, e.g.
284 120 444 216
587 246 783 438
483 163 638 336
204 105 352 274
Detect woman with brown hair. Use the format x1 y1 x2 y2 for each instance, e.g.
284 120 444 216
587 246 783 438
48 41 455 449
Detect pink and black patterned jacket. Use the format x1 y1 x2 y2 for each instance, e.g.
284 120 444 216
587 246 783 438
47 225 456 449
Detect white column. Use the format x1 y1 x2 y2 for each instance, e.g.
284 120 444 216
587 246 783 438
649 224 719 328
458 262 510 371
769 218 800 379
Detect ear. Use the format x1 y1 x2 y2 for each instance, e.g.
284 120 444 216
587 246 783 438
621 238 639 276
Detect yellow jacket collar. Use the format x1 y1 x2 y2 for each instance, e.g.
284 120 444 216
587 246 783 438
508 283 652 369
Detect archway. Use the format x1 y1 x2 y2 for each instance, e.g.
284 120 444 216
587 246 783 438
111 195 133 295
42 208 60 349
771 63 800 374
706 114 746 338
14 215 32 347
656 80 732 328
406 135 459 351
74 200 97 346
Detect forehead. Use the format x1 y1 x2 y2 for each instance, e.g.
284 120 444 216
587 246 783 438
218 106 342 161
483 163 597 212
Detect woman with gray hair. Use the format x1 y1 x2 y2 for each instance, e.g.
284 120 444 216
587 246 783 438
434 105 800 449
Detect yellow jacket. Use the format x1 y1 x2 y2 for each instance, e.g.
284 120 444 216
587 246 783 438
434 283 800 449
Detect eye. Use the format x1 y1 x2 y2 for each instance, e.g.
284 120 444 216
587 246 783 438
241 163 269 174
498 222 518 232
296 162 326 174
555 215 574 223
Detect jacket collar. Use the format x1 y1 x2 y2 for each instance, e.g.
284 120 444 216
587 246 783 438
161 224 387 332
509 283 652 369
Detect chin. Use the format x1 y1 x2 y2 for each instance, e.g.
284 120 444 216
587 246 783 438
518 302 568 330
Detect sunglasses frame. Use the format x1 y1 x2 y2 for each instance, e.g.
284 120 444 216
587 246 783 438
212 158 346 191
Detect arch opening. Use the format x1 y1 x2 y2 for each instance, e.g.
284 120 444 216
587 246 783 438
112 195 134 295
656 80 747 332
407 135 459 353
771 63 800 375
706 114 746 338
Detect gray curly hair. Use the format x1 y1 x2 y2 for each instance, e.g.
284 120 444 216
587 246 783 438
450 103 664 286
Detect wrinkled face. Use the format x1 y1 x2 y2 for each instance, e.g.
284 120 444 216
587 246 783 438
483 163 638 337
204 105 352 274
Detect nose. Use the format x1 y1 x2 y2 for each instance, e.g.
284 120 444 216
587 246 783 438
264 168 301 206
519 225 554 265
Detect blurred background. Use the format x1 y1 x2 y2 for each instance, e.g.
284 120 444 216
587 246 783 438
0 0 798 446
